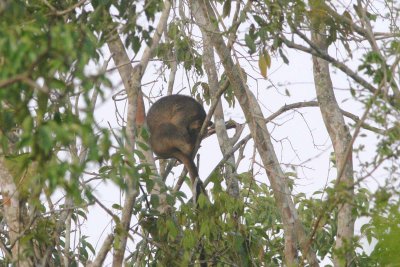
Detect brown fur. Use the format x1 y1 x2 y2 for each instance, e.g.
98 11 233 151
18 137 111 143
147 95 207 184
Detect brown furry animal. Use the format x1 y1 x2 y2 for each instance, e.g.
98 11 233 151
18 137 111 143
147 95 208 190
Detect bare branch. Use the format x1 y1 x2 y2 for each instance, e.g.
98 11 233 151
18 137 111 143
265 100 386 135
87 235 114 267
281 34 380 96
203 134 251 187
201 15 240 198
42 0 88 16
0 73 27 88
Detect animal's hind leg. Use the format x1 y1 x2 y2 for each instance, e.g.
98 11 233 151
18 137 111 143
171 150 198 183
172 150 206 203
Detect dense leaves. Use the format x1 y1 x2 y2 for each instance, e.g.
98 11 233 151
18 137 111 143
0 1 108 197
0 1 112 264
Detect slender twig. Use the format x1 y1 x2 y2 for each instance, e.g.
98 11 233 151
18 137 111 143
203 134 251 187
43 0 88 16
281 32 379 95
0 73 27 88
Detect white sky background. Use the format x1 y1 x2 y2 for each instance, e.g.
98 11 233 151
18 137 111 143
74 1 391 265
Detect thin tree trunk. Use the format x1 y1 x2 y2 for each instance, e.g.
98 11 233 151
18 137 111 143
311 29 355 267
191 0 319 265
107 32 142 267
0 157 33 267
107 1 172 265
199 20 239 199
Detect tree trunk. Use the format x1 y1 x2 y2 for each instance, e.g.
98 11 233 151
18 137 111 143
311 29 355 267
190 0 319 265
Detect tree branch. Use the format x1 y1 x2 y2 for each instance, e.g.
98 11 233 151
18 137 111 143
281 34 379 96
0 156 33 266
87 235 114 267
200 16 240 198
265 100 385 135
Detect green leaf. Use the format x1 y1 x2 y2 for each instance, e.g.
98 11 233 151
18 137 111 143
245 34 256 55
182 232 195 249
197 193 208 209
37 126 53 154
253 15 265 26
279 48 289 64
166 219 178 239
76 209 88 220
112 204 123 210
200 222 210 236
132 36 141 53
223 0 231 18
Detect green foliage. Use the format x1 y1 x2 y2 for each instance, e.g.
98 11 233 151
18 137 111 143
130 171 288 266
359 52 392 85
110 0 164 52
222 0 231 18
144 0 164 22
296 190 337 260
0 0 113 264
219 72 236 108
0 0 108 171
258 50 271 78
156 22 204 75
358 187 400 266
191 82 212 105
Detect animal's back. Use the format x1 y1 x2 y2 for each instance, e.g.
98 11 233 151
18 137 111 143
147 95 206 131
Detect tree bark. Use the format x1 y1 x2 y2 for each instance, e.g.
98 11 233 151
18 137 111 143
311 29 355 267
0 157 33 267
190 0 319 266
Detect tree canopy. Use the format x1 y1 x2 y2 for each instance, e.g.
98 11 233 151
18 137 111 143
1 0 399 266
